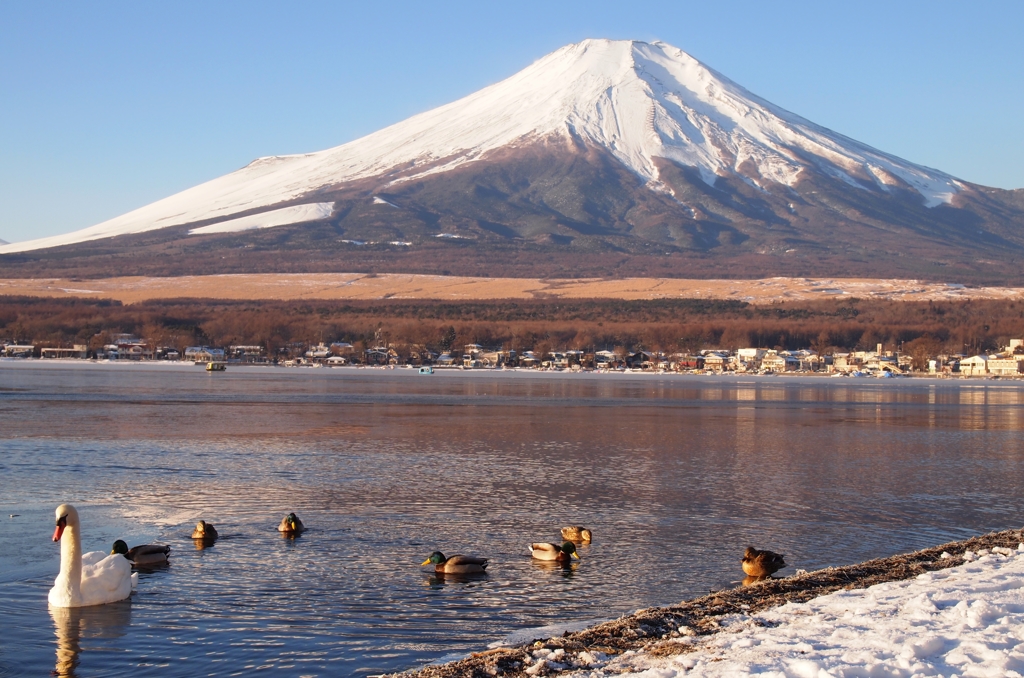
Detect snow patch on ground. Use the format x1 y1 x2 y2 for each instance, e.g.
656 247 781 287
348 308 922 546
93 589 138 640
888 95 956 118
570 545 1024 677
187 202 334 235
490 619 610 649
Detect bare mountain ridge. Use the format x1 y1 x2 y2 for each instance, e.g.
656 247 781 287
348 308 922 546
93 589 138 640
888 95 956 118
2 39 1022 283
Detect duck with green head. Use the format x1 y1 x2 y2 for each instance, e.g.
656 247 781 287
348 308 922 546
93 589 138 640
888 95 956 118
529 541 580 562
421 551 488 574
278 513 305 534
111 539 171 566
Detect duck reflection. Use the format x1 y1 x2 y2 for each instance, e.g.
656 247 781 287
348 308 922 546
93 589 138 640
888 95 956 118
424 571 489 587
531 559 579 577
50 599 132 676
193 537 216 551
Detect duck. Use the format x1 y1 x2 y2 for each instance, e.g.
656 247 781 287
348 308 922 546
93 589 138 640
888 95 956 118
421 551 489 574
191 520 218 540
278 513 305 534
741 546 787 578
560 526 592 543
111 540 171 566
49 504 137 608
530 541 580 562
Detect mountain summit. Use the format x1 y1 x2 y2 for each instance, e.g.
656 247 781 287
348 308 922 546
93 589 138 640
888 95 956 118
3 40 1022 283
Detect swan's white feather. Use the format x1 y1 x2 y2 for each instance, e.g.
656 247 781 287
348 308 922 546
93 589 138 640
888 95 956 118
48 505 135 607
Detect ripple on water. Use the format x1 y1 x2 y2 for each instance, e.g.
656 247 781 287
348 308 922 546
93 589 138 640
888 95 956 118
1 365 1023 676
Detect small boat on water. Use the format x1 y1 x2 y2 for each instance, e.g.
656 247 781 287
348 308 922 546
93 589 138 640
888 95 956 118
206 362 227 372
419 366 433 374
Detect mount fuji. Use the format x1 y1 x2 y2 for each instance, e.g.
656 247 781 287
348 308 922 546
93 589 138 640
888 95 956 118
3 39 1023 282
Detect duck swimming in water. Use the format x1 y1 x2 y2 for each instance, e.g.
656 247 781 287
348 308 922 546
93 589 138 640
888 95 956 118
191 520 218 540
278 513 305 534
421 552 488 574
530 541 580 562
560 526 592 543
741 546 787 578
111 540 171 566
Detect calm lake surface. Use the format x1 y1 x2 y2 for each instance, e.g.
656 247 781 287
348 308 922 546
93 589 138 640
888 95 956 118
1 362 1022 677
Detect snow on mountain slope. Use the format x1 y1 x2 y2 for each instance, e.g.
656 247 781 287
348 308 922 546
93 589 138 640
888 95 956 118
0 39 962 254
187 202 334 235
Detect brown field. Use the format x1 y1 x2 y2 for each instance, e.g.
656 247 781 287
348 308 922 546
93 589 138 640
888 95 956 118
2 273 1024 305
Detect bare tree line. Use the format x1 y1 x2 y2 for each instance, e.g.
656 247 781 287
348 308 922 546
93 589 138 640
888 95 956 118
1 296 1021 357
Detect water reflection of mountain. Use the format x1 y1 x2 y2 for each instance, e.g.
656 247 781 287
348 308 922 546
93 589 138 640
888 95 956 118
50 600 132 676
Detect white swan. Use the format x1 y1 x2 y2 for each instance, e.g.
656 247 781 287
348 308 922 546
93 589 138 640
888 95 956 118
48 504 137 608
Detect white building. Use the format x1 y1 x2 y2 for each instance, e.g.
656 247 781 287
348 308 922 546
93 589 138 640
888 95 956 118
41 345 89 359
959 355 991 376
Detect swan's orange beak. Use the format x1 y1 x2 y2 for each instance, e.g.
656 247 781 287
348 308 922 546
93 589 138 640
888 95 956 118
52 515 66 542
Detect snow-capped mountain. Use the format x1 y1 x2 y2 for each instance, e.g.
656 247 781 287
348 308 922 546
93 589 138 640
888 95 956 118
2 39 1022 284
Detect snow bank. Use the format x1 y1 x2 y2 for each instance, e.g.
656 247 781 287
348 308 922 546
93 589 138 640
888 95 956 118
573 545 1024 677
187 202 334 235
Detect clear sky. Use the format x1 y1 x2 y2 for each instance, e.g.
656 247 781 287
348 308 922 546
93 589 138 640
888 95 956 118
1 1 1021 245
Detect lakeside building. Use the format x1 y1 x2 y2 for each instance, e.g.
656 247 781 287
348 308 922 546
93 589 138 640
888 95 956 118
40 345 88 359
6 330 1022 376
3 344 35 357
184 346 226 363
229 345 266 363
956 342 1024 376
988 356 1024 376
304 343 331 360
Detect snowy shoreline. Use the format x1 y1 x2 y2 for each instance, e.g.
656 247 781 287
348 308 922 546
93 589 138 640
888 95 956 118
390 529 1024 677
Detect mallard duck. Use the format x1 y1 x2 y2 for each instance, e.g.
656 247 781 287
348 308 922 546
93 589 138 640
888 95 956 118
530 541 580 562
560 526 592 543
421 551 488 574
49 504 136 608
191 520 218 540
278 513 305 534
741 546 786 578
111 540 171 565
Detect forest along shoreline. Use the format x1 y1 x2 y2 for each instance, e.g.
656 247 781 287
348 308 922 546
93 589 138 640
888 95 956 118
386 529 1024 678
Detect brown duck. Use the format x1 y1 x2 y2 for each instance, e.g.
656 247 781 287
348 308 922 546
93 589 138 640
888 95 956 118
191 520 218 540
741 546 787 578
560 526 592 543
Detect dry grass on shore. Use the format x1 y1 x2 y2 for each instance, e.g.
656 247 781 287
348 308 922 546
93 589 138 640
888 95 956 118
2 273 1024 304
388 529 1024 678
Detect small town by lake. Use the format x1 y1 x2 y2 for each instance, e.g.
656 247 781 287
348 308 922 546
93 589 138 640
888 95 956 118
1 362 1022 677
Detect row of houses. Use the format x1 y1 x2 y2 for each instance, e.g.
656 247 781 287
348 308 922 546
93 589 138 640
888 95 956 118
3 338 1023 377
955 339 1024 377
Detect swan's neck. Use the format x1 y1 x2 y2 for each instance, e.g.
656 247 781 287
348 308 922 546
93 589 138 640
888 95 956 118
58 523 83 602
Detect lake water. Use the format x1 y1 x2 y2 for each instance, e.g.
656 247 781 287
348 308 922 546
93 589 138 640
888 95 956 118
1 362 1022 677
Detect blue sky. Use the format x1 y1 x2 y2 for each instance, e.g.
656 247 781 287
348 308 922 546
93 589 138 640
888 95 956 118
1 1 1021 245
